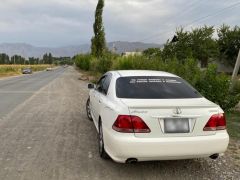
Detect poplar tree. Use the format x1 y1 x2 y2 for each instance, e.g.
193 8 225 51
91 0 107 57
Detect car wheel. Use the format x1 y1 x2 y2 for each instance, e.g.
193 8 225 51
86 98 93 121
98 121 109 159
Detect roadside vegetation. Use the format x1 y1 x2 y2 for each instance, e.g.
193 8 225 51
226 111 240 166
226 111 240 139
0 53 74 66
76 54 240 111
0 51 74 78
75 25 240 112
0 65 52 77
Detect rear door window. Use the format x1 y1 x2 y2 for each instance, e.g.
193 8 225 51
96 76 106 93
96 74 112 95
116 76 201 99
102 74 112 95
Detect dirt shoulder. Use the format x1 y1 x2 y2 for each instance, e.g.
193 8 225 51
0 72 21 79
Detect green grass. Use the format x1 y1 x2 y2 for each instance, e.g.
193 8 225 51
226 111 240 139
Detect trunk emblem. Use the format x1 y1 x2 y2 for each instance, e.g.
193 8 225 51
173 107 182 115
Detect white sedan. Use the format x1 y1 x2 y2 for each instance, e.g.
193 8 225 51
86 70 229 163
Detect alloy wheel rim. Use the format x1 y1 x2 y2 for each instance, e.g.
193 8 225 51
87 101 91 118
99 126 103 153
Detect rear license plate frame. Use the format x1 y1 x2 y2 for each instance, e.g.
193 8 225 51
164 118 190 133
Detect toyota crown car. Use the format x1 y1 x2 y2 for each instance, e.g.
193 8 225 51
86 70 229 163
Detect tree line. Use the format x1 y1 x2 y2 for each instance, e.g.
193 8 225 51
0 53 73 65
143 25 240 68
90 1 240 69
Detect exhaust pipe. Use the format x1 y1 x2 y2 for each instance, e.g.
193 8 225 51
210 153 219 160
126 158 138 164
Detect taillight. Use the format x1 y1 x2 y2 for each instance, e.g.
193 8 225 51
112 115 134 133
131 116 151 133
113 115 151 133
203 113 226 131
216 113 227 130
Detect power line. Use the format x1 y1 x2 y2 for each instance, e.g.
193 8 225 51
138 1 240 42
183 1 240 28
137 0 202 42
177 0 203 18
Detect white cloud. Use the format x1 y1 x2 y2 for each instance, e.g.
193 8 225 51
0 0 239 46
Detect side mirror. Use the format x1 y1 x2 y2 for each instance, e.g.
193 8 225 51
88 83 95 89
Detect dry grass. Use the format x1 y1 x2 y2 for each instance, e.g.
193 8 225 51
0 65 53 78
76 68 102 83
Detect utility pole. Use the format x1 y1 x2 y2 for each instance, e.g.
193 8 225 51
232 49 240 81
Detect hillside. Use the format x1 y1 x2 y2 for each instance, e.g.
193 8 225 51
0 42 162 58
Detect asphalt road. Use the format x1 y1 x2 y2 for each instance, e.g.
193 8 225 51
0 68 65 118
0 67 239 180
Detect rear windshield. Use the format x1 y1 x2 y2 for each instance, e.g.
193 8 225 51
116 76 202 99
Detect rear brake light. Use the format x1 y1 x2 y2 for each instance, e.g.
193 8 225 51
203 113 226 131
131 116 151 133
112 115 134 133
113 115 151 133
216 113 226 130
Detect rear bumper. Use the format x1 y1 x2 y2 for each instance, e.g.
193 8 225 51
103 128 229 163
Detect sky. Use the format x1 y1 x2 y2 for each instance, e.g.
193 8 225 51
0 0 240 47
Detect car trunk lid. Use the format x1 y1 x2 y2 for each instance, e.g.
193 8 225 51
120 98 219 138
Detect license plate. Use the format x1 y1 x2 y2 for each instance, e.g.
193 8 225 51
164 118 190 133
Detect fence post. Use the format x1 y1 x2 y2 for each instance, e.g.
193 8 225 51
232 49 240 81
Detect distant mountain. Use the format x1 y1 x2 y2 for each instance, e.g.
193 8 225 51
0 42 162 58
108 41 162 54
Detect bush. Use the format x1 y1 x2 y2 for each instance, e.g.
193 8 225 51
175 58 201 86
75 54 113 73
95 56 113 73
113 56 200 86
114 55 164 71
231 80 240 94
75 54 92 71
74 53 240 111
195 64 240 111
114 56 135 70
89 57 98 72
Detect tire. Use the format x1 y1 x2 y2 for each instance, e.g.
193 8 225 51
86 98 93 121
98 121 109 159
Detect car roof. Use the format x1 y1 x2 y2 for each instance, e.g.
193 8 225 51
110 70 178 78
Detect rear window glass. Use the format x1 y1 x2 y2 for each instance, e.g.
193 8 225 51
116 76 202 99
